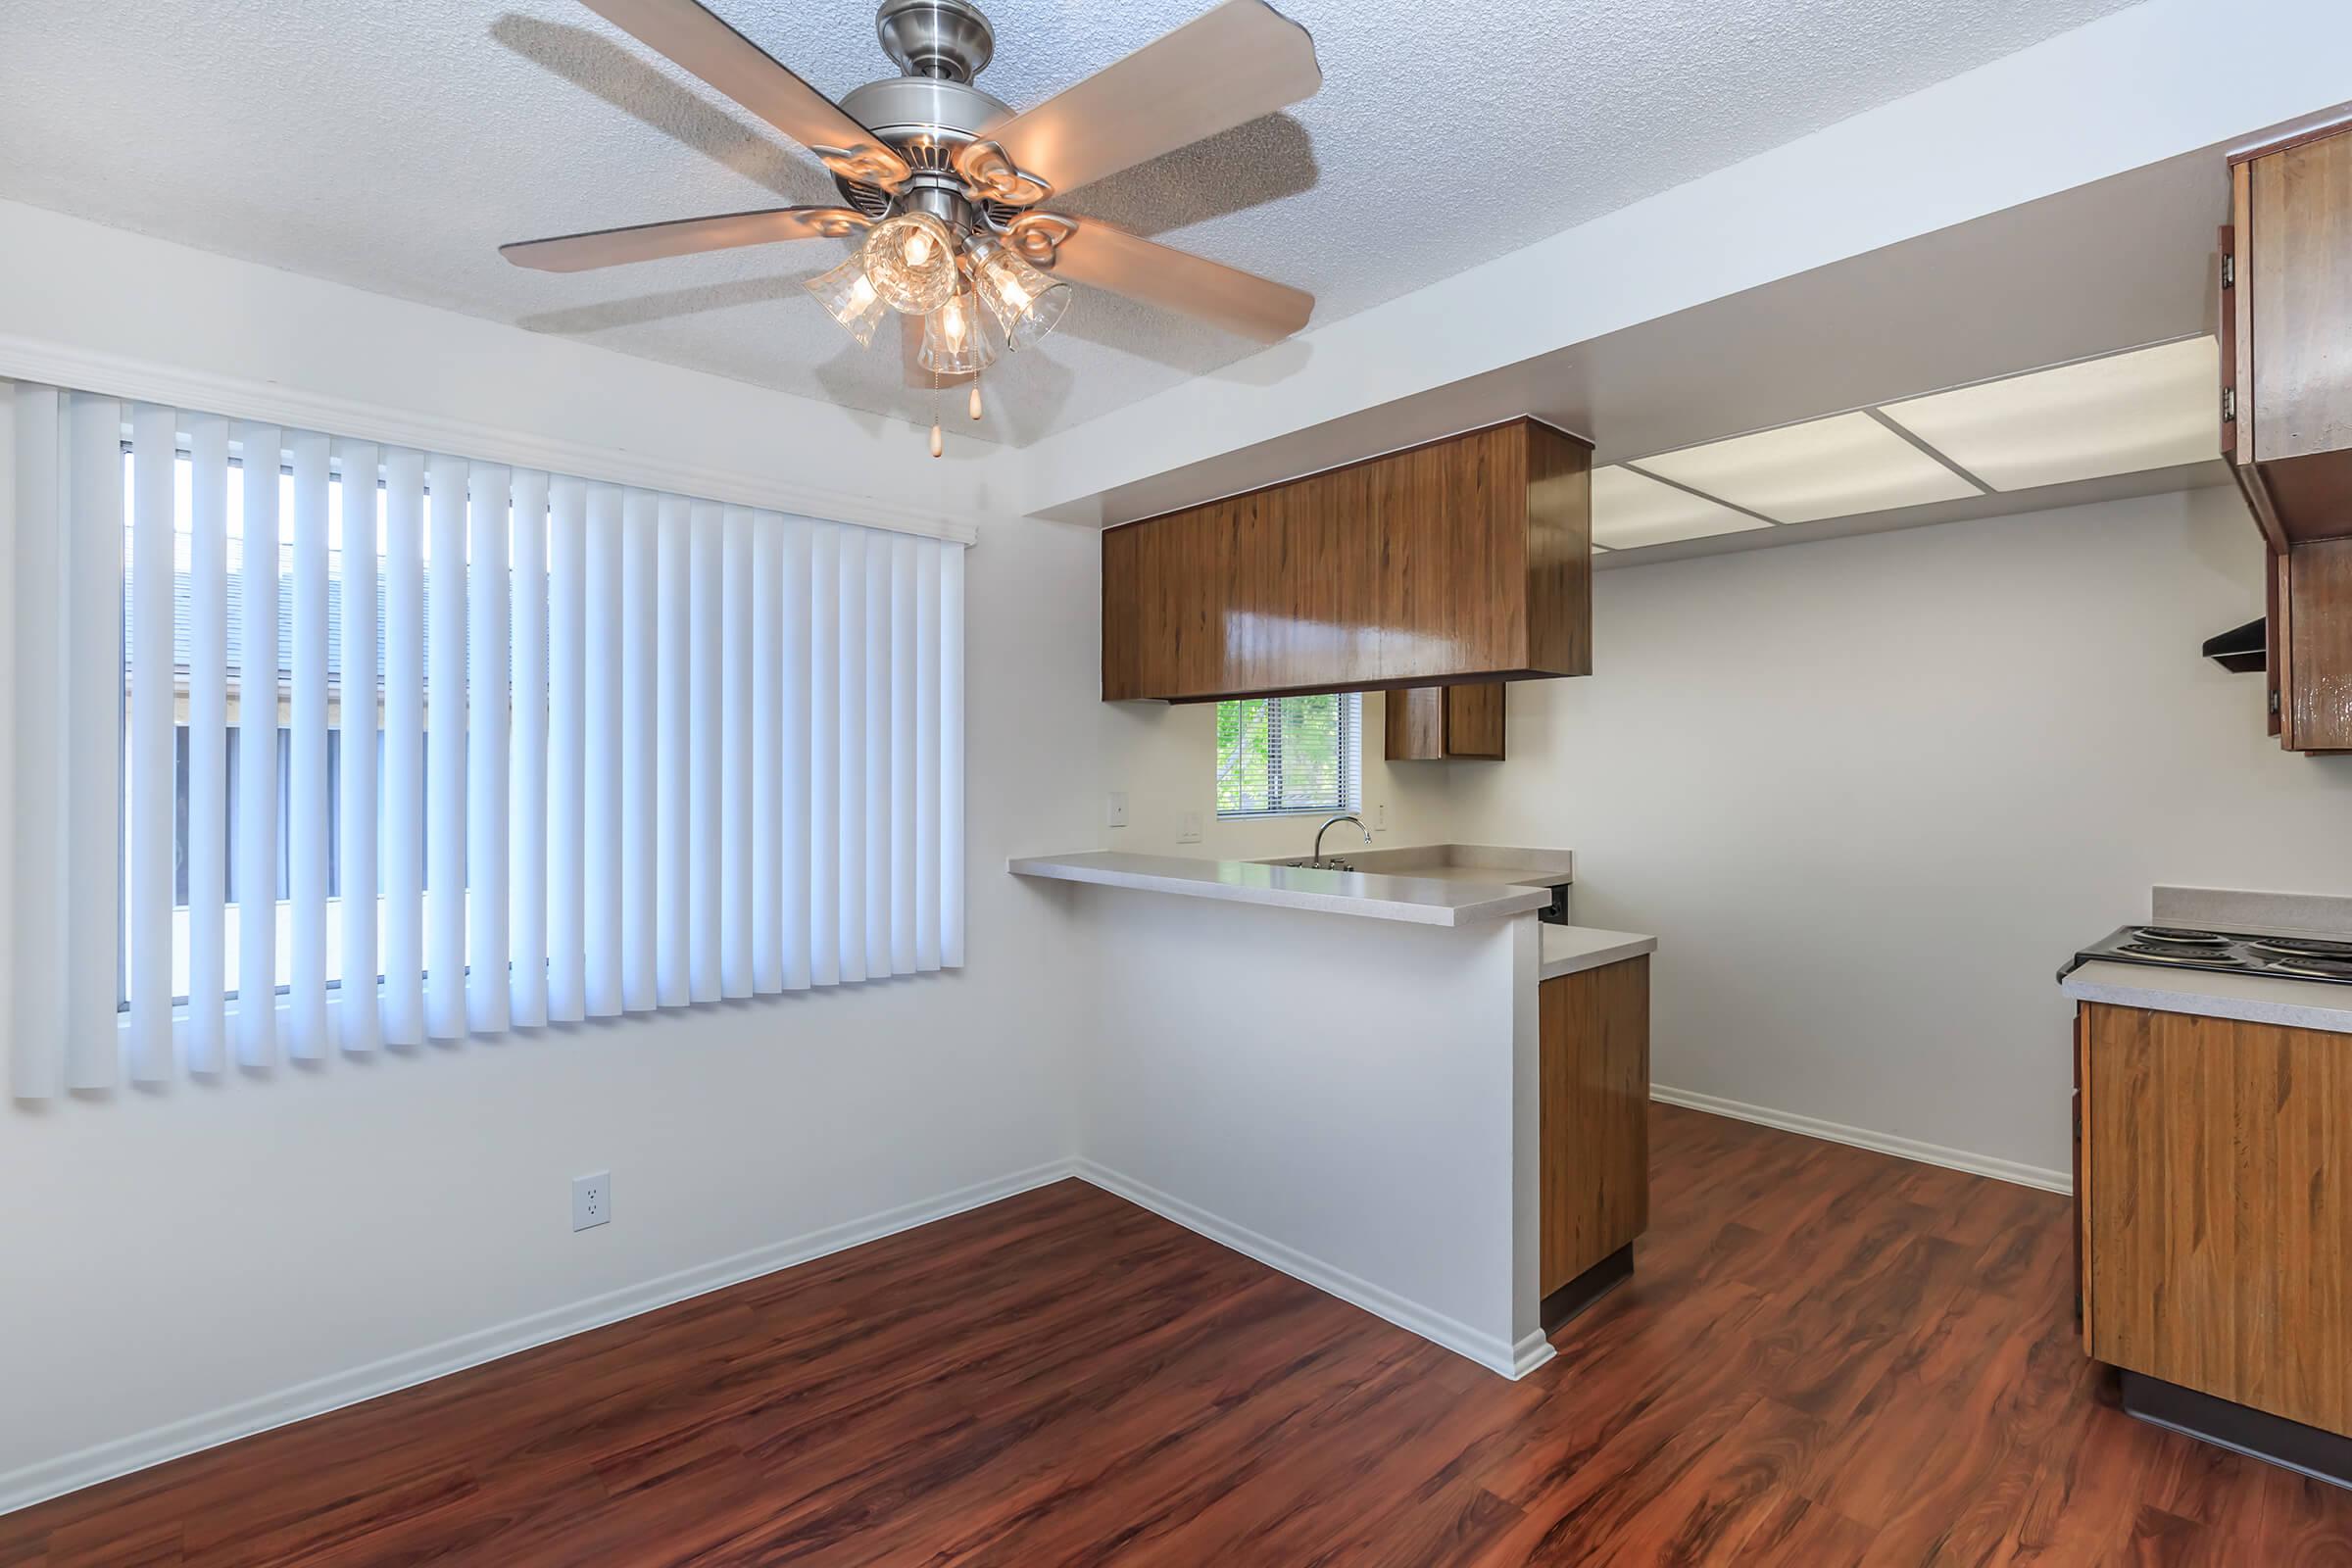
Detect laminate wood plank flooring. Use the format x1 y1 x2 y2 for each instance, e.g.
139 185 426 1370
8 1104 2352 1565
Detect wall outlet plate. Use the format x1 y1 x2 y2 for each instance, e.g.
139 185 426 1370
1178 810 1202 844
572 1171 611 1232
1374 803 1388 832
1105 791 1129 828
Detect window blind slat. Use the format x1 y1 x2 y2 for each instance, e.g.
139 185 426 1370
546 474 587 1023
862 534 890 978
940 543 965 969
468 462 514 1036
287 429 333 1056
8 386 68 1099
127 404 177 1077
779 516 813 993
424 452 468 1040
720 506 753 999
750 513 782 995
688 501 722 1004
380 448 426 1046
808 523 840 989
836 526 867 985
185 413 232 1063
337 440 382 1053
890 535 917 975
916 541 941 972
509 467 550 1028
620 490 659 1012
584 482 622 1018
234 419 280 1069
655 495 690 1007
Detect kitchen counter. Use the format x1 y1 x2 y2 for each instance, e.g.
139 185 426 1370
1540 924 1656 980
1006 851 1554 926
2061 959 2352 1036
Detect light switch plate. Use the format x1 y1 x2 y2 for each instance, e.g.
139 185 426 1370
1105 792 1129 828
1178 811 1202 844
1374 803 1389 832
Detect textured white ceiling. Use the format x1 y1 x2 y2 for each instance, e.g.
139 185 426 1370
0 0 2142 446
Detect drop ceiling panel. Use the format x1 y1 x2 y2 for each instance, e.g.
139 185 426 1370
1591 466 1770 550
1636 411 1980 524
1877 335 2220 491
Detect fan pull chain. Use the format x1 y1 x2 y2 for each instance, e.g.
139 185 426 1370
969 376 984 421
929 365 944 459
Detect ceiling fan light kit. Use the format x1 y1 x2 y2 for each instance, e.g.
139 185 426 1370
805 251 892 345
507 0 1324 453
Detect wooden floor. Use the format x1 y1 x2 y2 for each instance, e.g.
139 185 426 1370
10 1105 2352 1566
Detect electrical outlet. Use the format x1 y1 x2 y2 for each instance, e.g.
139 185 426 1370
1374 803 1389 832
1105 791 1129 828
1178 810 1202 844
571 1171 611 1232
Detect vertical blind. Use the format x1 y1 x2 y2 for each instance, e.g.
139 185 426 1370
4 381 966 1099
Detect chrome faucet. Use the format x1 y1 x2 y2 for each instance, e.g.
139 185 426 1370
1312 813 1372 868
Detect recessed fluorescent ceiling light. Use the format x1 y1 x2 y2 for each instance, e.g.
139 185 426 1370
1637 411 1980 524
1877 336 2220 492
1590 466 1770 550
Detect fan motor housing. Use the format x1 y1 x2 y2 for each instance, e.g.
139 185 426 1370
836 74 1017 226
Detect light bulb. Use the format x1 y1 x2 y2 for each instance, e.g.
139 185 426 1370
970 237 1071 352
968 383 984 420
861 213 957 315
929 419 944 458
803 252 891 346
917 288 999 376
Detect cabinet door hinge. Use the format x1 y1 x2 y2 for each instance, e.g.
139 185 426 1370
2223 386 2237 423
2222 254 2235 288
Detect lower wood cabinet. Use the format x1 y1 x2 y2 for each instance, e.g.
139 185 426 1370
1540 956 1650 1318
2078 1001 2352 1437
1385 683 1504 760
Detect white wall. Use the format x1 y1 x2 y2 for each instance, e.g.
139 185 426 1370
0 203 1103 1504
1062 882 1544 1375
1439 489 2352 1181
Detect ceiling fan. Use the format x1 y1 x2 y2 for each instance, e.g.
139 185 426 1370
501 0 1322 451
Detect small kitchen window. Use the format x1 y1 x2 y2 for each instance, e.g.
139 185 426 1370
1214 693 1360 818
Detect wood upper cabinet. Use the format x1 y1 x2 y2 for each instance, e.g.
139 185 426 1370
1101 418 1592 703
2079 1001 2352 1437
1385 683 1503 760
2223 122 2352 752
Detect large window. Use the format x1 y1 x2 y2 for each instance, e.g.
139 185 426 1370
1214 693 1359 817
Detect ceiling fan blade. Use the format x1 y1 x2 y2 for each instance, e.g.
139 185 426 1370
1044 219 1311 342
575 0 911 189
500 206 869 272
958 0 1319 198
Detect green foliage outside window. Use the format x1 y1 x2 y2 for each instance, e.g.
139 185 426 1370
1215 693 1353 816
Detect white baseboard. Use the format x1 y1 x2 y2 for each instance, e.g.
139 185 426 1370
1651 1084 2071 1195
1072 1160 1548 1381
0 1157 1080 1520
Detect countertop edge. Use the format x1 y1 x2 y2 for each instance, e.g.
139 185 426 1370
1007 853 1553 927
1539 933 1657 981
2061 959 2352 1037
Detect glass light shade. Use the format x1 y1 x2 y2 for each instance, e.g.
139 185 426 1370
860 212 958 315
972 240 1071 351
803 253 890 346
917 290 1000 376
